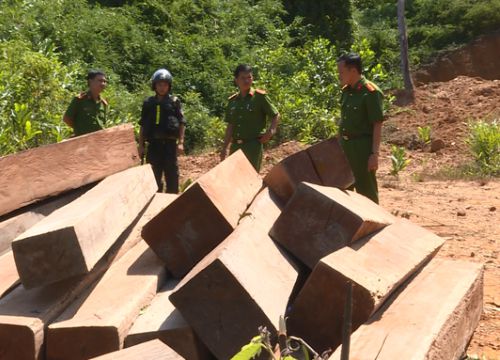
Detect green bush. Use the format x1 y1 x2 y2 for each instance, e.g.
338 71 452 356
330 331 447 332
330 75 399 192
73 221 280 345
0 40 79 155
467 119 500 176
182 91 226 153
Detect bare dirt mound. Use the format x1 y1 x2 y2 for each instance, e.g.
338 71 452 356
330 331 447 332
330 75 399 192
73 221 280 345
385 76 500 176
414 31 500 84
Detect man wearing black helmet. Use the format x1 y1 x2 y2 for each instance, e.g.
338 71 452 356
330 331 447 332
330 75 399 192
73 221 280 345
138 68 186 194
63 70 108 136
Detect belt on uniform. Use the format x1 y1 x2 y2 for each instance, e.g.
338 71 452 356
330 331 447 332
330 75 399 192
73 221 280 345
150 135 177 141
340 133 371 141
233 137 260 145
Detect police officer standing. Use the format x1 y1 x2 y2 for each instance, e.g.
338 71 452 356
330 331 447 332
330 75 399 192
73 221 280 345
337 53 384 204
138 68 185 194
220 64 280 172
63 70 108 136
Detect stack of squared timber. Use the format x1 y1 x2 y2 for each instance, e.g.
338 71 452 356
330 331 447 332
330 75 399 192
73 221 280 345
142 149 263 278
0 192 176 360
0 131 485 360
328 259 483 360
287 219 445 352
169 188 299 359
46 241 167 360
12 164 158 288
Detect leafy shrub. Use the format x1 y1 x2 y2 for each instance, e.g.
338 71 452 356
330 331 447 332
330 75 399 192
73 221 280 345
467 119 499 176
390 145 410 176
417 125 432 144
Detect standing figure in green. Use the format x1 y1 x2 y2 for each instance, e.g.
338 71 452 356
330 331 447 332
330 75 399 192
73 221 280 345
220 64 280 171
337 53 384 203
138 68 185 194
63 70 108 136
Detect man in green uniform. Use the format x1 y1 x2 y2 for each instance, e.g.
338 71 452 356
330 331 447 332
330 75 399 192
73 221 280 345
337 53 384 204
220 64 280 172
63 70 108 136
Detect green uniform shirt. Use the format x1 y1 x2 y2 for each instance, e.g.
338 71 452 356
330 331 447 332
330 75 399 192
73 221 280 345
224 88 279 140
339 76 384 136
64 92 108 136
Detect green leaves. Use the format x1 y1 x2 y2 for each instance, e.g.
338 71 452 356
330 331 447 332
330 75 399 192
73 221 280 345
467 119 500 176
390 145 410 177
230 335 265 360
417 125 431 145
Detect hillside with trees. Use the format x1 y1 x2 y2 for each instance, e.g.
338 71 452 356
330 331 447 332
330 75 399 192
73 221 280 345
0 0 498 156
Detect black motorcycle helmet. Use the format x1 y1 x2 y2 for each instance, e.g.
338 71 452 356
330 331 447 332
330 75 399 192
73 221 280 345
151 68 173 91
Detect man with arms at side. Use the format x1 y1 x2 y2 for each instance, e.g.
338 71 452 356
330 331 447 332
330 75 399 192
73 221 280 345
220 64 280 172
337 53 384 203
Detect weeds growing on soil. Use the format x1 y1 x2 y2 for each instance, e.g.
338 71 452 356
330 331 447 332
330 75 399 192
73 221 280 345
389 145 410 177
466 119 499 176
418 125 432 145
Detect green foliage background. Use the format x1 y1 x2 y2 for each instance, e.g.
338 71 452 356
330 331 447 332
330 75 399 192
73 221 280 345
0 0 498 156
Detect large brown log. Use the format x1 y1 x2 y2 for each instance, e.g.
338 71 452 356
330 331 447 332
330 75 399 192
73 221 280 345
142 150 262 278
46 241 166 360
0 193 175 360
0 124 139 217
263 138 354 204
329 259 483 360
12 165 157 288
0 187 90 256
305 138 354 189
170 188 299 359
288 219 445 353
270 182 395 268
263 150 320 203
125 280 213 360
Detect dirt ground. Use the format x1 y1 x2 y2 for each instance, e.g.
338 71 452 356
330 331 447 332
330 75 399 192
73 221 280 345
178 75 499 359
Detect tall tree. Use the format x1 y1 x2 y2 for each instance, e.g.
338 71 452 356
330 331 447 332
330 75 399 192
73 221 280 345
397 0 414 97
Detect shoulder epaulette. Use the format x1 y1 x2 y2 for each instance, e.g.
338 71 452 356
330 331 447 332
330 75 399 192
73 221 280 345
77 92 88 100
228 92 238 100
365 82 376 92
255 89 267 95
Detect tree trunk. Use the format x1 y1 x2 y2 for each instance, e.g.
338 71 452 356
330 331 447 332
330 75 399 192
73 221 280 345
397 0 415 98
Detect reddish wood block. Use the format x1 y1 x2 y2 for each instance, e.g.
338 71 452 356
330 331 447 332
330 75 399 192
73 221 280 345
270 182 395 268
12 165 157 288
263 150 320 203
288 219 445 353
90 339 183 360
170 188 298 359
0 124 139 217
306 138 354 189
142 150 262 278
46 241 167 360
125 280 213 360
329 259 483 360
0 187 89 256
